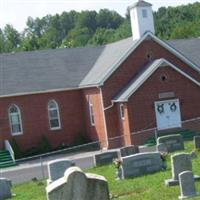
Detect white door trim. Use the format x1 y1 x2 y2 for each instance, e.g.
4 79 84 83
155 98 182 131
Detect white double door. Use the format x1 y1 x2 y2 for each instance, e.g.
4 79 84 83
155 99 182 130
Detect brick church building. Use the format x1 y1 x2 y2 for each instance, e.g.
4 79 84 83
0 0 200 151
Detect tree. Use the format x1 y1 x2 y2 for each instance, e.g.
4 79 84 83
76 11 97 32
0 29 6 53
96 9 124 29
62 27 91 47
4 24 21 52
89 28 115 45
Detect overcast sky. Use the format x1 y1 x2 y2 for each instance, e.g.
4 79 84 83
0 0 199 32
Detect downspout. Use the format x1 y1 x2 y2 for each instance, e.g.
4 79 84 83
99 87 109 149
104 100 115 111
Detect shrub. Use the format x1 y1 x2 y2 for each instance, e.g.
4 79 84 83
10 139 23 159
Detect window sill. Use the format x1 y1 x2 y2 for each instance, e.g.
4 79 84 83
50 127 61 131
12 132 23 136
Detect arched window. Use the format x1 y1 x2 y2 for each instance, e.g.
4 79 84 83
89 100 95 126
9 105 23 135
48 100 61 130
120 104 125 120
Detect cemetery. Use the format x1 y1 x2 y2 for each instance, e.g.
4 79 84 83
3 138 200 200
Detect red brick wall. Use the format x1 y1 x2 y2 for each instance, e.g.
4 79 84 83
128 66 200 144
0 90 85 150
182 118 200 133
117 103 132 146
82 87 108 148
101 39 200 145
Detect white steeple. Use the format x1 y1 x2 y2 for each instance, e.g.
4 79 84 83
129 0 155 40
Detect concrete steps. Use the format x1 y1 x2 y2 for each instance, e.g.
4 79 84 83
0 150 16 169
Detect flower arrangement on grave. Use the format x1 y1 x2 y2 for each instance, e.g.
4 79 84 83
160 152 168 170
113 158 123 180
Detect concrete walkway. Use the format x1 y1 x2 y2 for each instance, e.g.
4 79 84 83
0 145 156 185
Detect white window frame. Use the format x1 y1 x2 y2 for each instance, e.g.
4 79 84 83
48 100 61 130
120 104 125 120
8 104 23 136
89 100 95 126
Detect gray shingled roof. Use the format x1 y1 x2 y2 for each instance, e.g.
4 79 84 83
167 38 200 68
0 46 105 96
129 0 152 9
0 35 200 97
80 37 136 87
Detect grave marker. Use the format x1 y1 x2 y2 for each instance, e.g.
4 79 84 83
194 136 200 149
94 151 119 166
47 159 75 184
0 178 12 200
165 153 200 186
157 134 184 152
121 152 163 179
120 145 139 157
46 167 110 200
179 171 199 199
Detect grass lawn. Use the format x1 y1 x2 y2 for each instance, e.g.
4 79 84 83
9 141 200 200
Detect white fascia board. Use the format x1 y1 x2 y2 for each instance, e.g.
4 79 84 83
114 58 200 102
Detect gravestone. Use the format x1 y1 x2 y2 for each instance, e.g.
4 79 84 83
120 145 139 157
46 167 110 200
194 136 200 149
94 151 119 166
0 178 12 200
47 159 75 184
157 134 184 152
121 152 163 179
190 151 197 160
179 171 199 199
165 153 200 186
156 143 168 153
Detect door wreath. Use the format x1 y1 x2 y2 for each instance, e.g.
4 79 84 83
170 102 177 112
157 104 164 114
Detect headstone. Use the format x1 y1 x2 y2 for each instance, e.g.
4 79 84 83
179 171 199 199
120 145 139 157
156 143 168 154
165 153 200 186
121 152 163 179
0 178 12 200
47 159 75 184
194 136 200 149
157 134 184 152
190 151 197 160
46 167 110 200
94 151 119 166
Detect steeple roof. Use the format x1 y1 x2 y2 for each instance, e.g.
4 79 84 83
129 0 152 9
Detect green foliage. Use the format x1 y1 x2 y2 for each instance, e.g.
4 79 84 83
1 2 200 53
73 133 89 146
38 135 52 154
9 181 46 200
10 138 23 159
154 2 200 39
10 135 52 159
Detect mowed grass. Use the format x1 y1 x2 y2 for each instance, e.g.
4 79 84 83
9 141 200 200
